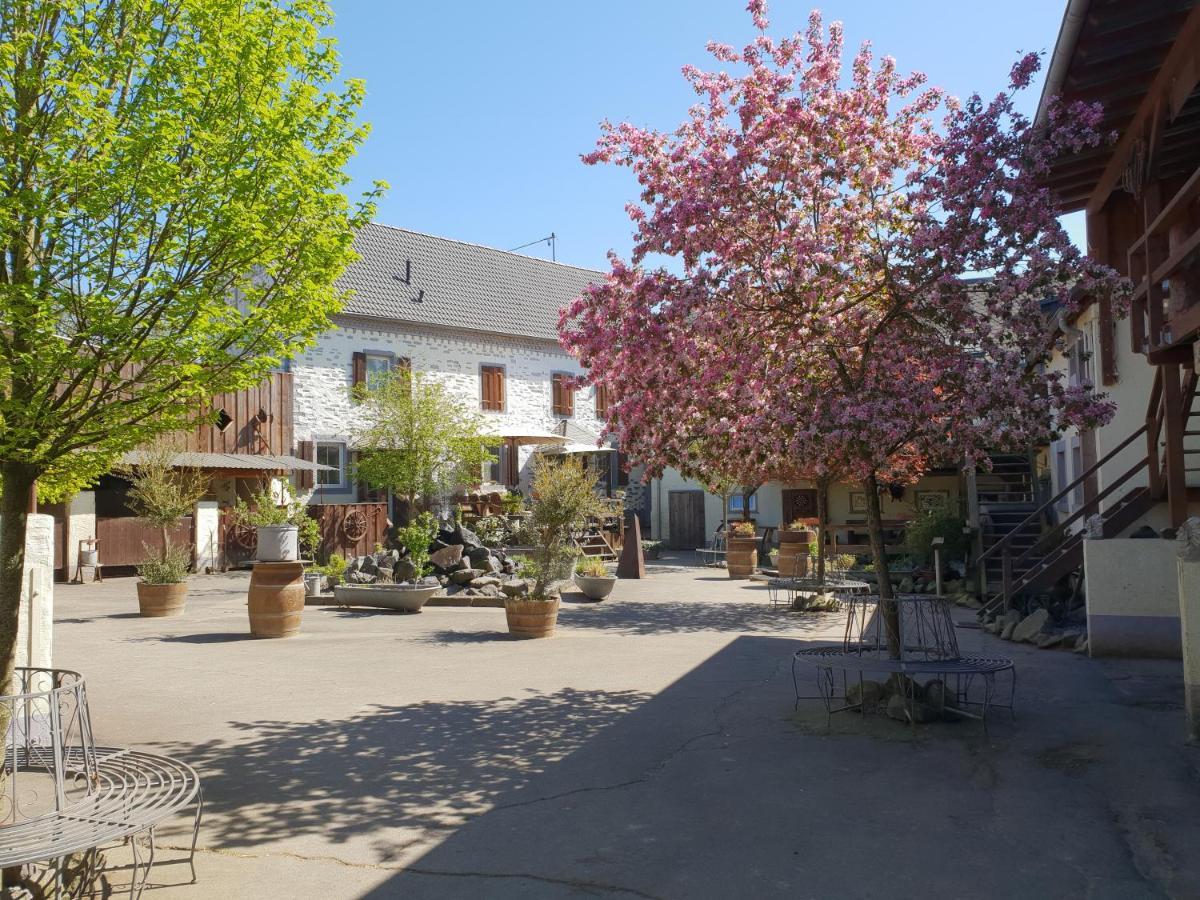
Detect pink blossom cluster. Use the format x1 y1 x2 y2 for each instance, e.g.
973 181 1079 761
559 3 1129 498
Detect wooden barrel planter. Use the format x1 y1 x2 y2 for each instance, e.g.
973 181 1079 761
776 529 816 578
726 536 759 579
136 582 187 618
504 596 560 638
248 561 305 638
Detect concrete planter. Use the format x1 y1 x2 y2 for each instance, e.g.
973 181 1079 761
574 574 616 601
256 525 299 562
505 596 560 638
334 583 438 613
136 581 187 617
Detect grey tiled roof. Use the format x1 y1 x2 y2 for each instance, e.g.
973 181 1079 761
337 223 604 342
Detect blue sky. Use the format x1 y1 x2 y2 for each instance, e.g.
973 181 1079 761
331 0 1082 270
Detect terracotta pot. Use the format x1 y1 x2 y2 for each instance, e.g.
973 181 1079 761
776 529 816 579
248 561 305 638
505 596 560 638
136 581 187 617
726 535 758 579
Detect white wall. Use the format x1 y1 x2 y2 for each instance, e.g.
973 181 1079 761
1084 537 1180 657
292 315 608 502
65 491 96 577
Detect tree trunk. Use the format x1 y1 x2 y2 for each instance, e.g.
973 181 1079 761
815 478 828 583
161 525 172 563
0 462 37 697
864 472 899 658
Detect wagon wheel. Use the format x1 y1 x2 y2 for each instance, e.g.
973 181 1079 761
230 522 257 551
342 509 369 542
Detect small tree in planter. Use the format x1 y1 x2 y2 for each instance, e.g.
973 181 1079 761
507 459 607 637
122 443 208 617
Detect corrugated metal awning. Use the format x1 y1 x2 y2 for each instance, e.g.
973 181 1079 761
121 451 333 472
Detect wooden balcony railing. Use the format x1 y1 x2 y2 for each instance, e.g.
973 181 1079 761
1128 163 1200 358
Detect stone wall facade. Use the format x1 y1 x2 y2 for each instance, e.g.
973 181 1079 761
292 315 609 501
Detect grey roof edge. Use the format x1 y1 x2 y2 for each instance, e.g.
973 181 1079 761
364 221 606 279
330 311 571 351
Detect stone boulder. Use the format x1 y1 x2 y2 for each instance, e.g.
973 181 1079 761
469 576 501 589
429 544 464 570
449 568 482 585
501 580 530 599
1012 608 1050 643
846 680 885 709
466 546 492 567
393 557 418 583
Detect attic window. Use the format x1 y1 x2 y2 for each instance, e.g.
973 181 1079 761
215 408 233 432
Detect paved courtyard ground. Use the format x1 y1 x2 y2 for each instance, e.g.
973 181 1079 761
53 560 1200 899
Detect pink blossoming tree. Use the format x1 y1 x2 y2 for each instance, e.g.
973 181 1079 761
559 3 1130 654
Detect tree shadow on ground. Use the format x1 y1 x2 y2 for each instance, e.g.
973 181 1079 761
130 632 257 644
163 688 652 856
555 597 841 637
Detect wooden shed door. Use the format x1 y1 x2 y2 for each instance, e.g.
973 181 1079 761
668 490 706 550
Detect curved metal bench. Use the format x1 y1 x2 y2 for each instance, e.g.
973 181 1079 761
1 669 202 898
792 644 1016 727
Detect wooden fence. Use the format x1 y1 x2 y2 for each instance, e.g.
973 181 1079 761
308 502 389 563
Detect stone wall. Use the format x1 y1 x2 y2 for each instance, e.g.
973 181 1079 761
292 315 607 500
4 513 55 671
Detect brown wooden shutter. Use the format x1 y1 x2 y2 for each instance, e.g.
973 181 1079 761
351 351 366 389
552 374 574 416
297 440 314 490
595 383 609 419
481 365 504 411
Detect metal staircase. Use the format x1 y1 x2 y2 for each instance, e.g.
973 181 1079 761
975 366 1198 616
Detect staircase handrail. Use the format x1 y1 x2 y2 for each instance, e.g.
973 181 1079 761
1007 458 1148 573
975 423 1148 567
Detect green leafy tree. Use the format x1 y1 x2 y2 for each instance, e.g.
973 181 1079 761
0 0 381 694
353 370 494 517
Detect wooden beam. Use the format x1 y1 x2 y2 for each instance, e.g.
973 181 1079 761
1087 6 1200 214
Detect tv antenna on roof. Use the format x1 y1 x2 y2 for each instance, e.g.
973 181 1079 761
509 232 556 262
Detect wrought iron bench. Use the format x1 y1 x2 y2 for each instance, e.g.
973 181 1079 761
695 526 728 566
0 668 203 898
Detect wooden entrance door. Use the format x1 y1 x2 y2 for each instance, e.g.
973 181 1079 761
668 490 706 550
781 488 818 523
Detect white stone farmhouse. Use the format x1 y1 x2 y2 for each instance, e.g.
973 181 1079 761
289 223 620 508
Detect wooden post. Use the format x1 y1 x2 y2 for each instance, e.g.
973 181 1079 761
1001 546 1014 613
616 514 645 579
1163 363 1189 527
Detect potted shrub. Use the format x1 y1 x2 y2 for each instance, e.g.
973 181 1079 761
574 556 616 601
641 539 664 560
777 518 817 578
232 487 308 562
506 458 607 638
121 441 208 617
334 512 440 612
726 520 759 579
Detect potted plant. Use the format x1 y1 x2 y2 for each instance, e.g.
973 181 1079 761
507 458 607 638
777 517 817 578
232 487 309 561
334 512 440 612
121 441 208 617
726 520 758 579
574 556 616 601
641 539 664 560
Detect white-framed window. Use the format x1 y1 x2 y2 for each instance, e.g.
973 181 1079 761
1067 324 1094 389
728 492 758 515
1071 437 1084 509
316 442 346 489
1053 440 1069 513
364 351 394 390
